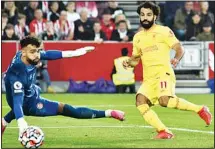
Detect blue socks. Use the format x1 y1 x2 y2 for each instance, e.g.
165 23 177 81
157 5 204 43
4 110 15 123
61 104 106 119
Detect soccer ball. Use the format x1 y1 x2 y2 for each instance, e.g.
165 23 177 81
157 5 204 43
19 126 44 148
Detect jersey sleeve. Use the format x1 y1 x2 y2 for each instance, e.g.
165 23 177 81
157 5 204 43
163 27 180 49
40 50 63 60
9 75 25 120
132 35 141 56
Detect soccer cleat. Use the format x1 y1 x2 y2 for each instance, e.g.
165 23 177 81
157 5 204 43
2 121 6 135
110 110 125 121
198 106 212 126
154 130 174 139
47 86 56 93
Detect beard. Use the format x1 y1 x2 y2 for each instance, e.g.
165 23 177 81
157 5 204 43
140 17 155 29
26 57 39 65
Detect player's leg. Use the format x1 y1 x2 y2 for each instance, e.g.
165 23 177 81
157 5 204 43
122 85 127 93
159 96 212 125
2 110 15 134
158 75 212 126
40 69 55 93
136 93 173 139
41 69 51 87
128 84 135 93
58 103 124 120
117 85 125 93
136 81 174 139
26 97 125 121
2 91 16 134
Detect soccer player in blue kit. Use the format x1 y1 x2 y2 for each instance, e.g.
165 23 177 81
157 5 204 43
2 36 125 140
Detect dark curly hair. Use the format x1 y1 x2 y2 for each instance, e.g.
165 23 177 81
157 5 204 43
137 1 160 16
20 36 41 48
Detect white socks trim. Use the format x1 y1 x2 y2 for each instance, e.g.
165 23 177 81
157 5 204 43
105 110 112 117
2 118 8 126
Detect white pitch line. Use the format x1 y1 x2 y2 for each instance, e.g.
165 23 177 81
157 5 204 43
6 125 214 135
1 105 214 108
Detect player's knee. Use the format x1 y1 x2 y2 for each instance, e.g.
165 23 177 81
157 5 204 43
158 96 170 107
58 102 65 114
136 94 151 107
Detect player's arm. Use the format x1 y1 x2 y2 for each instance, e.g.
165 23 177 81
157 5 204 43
123 55 140 69
40 46 95 60
123 36 141 69
9 76 28 138
171 43 185 68
164 27 185 68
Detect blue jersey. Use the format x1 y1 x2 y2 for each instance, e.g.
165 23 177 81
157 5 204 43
4 50 62 120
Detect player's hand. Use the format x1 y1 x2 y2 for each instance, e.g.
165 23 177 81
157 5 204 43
17 118 28 141
123 59 133 69
62 47 95 58
78 26 84 32
35 61 42 68
74 46 95 57
81 46 95 52
170 58 179 68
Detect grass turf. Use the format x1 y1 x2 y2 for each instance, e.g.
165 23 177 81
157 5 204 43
1 94 214 148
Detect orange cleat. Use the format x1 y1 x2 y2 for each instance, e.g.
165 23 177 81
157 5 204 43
198 106 212 126
154 130 174 139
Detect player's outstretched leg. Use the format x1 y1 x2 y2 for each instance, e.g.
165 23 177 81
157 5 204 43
58 103 125 121
159 96 212 126
136 94 174 139
27 97 125 121
2 110 15 135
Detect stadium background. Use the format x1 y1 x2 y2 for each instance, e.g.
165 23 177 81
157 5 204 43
1 0 214 148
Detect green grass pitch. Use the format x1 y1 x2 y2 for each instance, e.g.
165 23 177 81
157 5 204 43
1 94 214 148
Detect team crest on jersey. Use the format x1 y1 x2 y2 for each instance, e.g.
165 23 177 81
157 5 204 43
37 102 43 109
14 81 23 93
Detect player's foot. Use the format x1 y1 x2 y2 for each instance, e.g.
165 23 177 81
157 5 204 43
154 130 174 139
47 86 55 93
2 121 6 135
198 106 212 126
110 110 125 121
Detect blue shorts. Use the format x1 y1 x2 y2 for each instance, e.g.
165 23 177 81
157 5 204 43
5 83 59 117
23 96 59 117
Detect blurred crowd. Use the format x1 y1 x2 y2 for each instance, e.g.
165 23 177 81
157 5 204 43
1 1 214 42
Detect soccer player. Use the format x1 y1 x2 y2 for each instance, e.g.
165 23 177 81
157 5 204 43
123 2 212 139
2 36 125 140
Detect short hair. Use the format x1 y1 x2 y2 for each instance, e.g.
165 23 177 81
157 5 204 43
60 10 67 15
50 1 58 6
191 11 200 17
46 20 53 24
20 36 41 49
2 12 8 18
5 24 14 30
137 1 160 16
34 9 42 14
116 20 127 27
203 21 212 27
121 48 128 56
80 7 88 14
18 13 26 20
67 1 75 7
93 20 101 26
102 8 111 15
